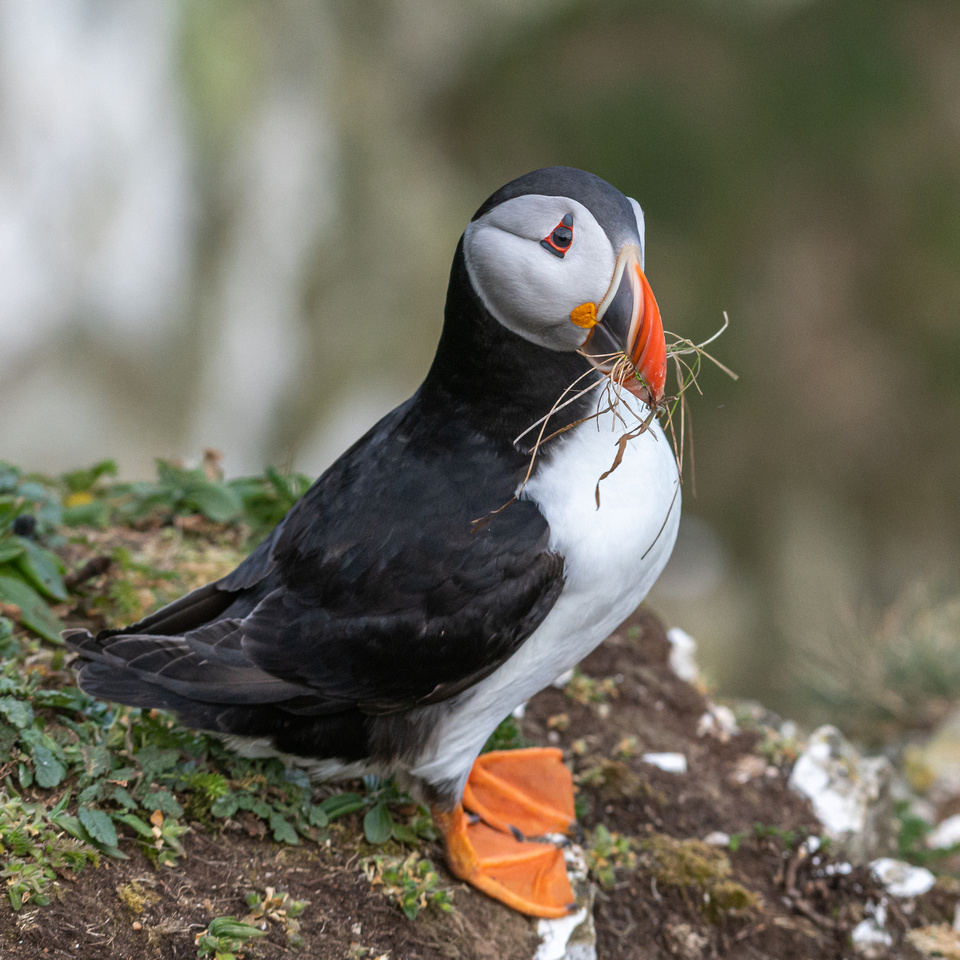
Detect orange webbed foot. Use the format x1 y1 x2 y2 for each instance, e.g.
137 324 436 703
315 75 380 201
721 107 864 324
434 805 574 919
463 747 576 838
433 748 578 918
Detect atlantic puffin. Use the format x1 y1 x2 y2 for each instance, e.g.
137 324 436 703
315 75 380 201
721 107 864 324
66 166 681 918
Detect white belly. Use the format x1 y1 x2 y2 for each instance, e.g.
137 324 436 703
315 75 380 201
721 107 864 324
411 400 681 790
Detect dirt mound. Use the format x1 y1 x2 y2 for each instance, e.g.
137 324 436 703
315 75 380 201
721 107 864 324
1 600 952 959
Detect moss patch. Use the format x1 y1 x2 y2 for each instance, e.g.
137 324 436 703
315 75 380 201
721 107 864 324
638 834 759 922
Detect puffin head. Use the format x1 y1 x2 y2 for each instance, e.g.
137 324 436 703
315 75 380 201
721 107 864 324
462 166 667 408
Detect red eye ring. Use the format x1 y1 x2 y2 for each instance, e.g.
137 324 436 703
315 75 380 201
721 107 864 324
540 213 574 258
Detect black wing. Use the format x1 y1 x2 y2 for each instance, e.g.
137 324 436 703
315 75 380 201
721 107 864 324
68 395 564 722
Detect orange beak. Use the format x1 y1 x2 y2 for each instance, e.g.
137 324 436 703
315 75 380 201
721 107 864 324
577 245 667 407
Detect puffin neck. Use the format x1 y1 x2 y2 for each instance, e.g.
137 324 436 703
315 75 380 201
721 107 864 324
419 240 595 446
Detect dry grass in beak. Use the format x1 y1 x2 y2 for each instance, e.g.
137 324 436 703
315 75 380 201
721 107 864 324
659 311 739 496
571 312 737 504
472 365 608 528
473 314 736 525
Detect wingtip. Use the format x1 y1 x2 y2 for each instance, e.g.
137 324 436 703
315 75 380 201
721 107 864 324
61 628 95 656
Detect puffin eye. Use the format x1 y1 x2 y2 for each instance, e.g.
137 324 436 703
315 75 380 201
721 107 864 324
539 213 574 258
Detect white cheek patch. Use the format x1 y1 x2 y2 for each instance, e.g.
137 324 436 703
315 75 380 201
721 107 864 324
463 195 616 352
628 197 646 269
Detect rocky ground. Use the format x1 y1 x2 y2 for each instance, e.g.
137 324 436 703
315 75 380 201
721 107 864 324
3 519 960 959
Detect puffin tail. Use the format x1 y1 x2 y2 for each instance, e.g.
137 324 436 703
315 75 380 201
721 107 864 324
63 628 372 764
63 626 308 734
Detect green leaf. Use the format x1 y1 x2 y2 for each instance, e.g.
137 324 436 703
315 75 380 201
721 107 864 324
8 884 23 912
307 804 329 828
61 460 117 494
207 917 266 939
31 744 67 788
15 539 67 602
80 743 111 780
0 696 33 729
210 794 240 819
78 782 106 806
135 746 180 779
0 573 62 642
61 500 111 528
0 538 25 563
269 810 299 845
182 483 242 523
50 788 72 817
115 812 155 840
33 686 93 712
0 721 19 755
108 784 138 809
49 813 85 841
363 802 394 845
78 807 118 849
391 822 419 844
141 790 184 818
320 792 365 819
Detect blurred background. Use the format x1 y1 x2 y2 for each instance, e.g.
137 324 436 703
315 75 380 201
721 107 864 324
1 0 958 722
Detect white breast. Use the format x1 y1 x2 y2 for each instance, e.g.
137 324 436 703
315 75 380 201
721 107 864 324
410 398 681 791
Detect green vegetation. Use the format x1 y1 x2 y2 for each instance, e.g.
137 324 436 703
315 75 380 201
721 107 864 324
638 834 758 923
362 852 453 921
584 824 636 889
0 458 312 646
58 457 311 535
0 464 70 643
894 800 960 869
243 888 308 949
482 714 527 753
801 586 960 745
0 458 443 921
194 915 266 959
564 668 619 708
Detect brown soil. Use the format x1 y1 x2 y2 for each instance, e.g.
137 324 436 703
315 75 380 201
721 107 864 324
1 606 953 959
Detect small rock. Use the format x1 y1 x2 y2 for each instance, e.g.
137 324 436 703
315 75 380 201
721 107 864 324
642 752 687 774
780 720 799 741
907 924 960 959
703 831 730 847
730 755 766 785
666 627 698 682
851 918 893 957
662 922 709 959
869 857 936 898
928 813 960 850
697 703 739 742
787 725 894 862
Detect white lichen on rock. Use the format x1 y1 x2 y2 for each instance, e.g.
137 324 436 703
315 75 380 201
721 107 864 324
869 858 935 898
642 752 688 774
534 842 596 960
666 627 699 683
787 725 893 862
